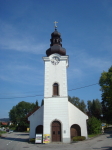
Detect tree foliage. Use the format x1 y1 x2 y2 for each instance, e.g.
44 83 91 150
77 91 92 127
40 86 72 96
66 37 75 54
68 96 86 113
35 100 39 107
99 66 112 123
41 99 44 106
87 116 101 134
9 101 36 128
87 99 102 120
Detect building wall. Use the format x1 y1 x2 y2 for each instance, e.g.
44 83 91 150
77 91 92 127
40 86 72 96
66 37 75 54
43 54 70 143
44 97 70 143
28 53 88 142
28 106 44 139
68 101 88 139
43 54 69 98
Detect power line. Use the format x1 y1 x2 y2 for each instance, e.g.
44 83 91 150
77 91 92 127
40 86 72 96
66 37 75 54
0 90 43 95
68 83 99 91
0 78 99 95
0 94 43 99
0 83 99 99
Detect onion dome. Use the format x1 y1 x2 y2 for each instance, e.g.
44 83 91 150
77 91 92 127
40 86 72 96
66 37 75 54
46 28 66 56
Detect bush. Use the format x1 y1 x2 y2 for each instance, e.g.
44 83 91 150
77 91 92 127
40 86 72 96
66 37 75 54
29 138 35 143
9 124 17 131
0 131 6 137
73 136 86 141
104 127 112 131
87 116 101 134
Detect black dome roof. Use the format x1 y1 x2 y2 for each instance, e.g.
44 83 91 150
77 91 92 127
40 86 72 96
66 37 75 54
46 28 66 56
51 29 61 37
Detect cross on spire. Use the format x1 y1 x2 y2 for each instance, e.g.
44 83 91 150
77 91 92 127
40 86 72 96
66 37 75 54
54 21 58 29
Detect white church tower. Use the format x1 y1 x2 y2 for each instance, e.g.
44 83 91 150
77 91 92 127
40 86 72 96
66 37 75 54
28 23 88 143
43 25 70 143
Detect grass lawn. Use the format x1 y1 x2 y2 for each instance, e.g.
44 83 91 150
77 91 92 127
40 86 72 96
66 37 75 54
88 133 101 138
24 131 29 133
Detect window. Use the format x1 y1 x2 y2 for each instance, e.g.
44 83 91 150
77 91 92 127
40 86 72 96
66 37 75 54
58 131 60 134
53 83 59 96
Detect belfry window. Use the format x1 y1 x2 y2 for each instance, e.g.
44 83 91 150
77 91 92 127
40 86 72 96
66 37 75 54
53 83 59 96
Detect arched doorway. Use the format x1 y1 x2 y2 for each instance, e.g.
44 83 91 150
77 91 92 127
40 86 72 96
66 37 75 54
36 125 43 134
70 124 81 140
52 121 61 142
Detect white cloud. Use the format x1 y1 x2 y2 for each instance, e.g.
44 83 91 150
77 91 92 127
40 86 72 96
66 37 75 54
0 63 44 85
82 55 111 72
0 75 12 82
68 49 112 81
68 68 84 79
0 20 47 54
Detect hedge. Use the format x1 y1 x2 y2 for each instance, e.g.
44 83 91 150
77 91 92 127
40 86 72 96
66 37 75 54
29 138 35 143
73 136 86 141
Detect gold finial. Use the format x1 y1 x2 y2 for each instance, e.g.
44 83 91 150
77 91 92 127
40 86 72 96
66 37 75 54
54 21 58 28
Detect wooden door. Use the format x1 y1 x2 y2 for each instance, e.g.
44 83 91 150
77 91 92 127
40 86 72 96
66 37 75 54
71 128 77 140
70 124 81 140
52 121 61 142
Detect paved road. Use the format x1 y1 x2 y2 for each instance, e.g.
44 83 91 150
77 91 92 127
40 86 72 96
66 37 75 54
0 131 112 150
0 132 29 150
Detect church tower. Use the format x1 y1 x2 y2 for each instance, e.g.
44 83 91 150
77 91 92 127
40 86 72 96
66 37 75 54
43 24 70 143
28 23 88 143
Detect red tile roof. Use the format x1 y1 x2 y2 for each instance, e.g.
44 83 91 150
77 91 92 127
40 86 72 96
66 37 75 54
2 122 8 125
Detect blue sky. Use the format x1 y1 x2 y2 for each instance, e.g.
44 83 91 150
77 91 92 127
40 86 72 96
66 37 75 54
0 0 112 118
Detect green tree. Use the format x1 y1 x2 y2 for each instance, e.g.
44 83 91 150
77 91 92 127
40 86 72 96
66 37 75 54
87 116 101 134
9 106 17 124
87 100 92 115
68 95 72 103
68 96 86 113
35 100 39 107
99 66 112 123
92 99 102 120
41 99 44 106
9 101 35 127
73 97 80 108
87 99 102 119
79 100 86 113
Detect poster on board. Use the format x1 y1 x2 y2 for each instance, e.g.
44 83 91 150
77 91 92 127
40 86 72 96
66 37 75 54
35 134 42 143
43 134 50 143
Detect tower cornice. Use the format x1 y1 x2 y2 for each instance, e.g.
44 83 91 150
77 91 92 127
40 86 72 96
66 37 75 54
43 53 69 68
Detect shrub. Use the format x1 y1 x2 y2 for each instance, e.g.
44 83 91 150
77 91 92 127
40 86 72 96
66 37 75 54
9 125 17 131
73 136 86 141
87 116 101 134
104 127 112 131
29 138 35 143
0 131 6 137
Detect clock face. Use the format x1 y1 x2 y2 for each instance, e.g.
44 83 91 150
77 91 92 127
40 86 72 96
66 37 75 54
51 56 60 65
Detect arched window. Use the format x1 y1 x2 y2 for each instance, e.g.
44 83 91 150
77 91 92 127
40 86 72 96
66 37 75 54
53 83 59 96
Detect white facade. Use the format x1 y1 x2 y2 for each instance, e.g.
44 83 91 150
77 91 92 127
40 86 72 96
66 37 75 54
43 53 70 143
28 53 88 143
68 102 88 138
28 106 43 139
43 53 68 98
